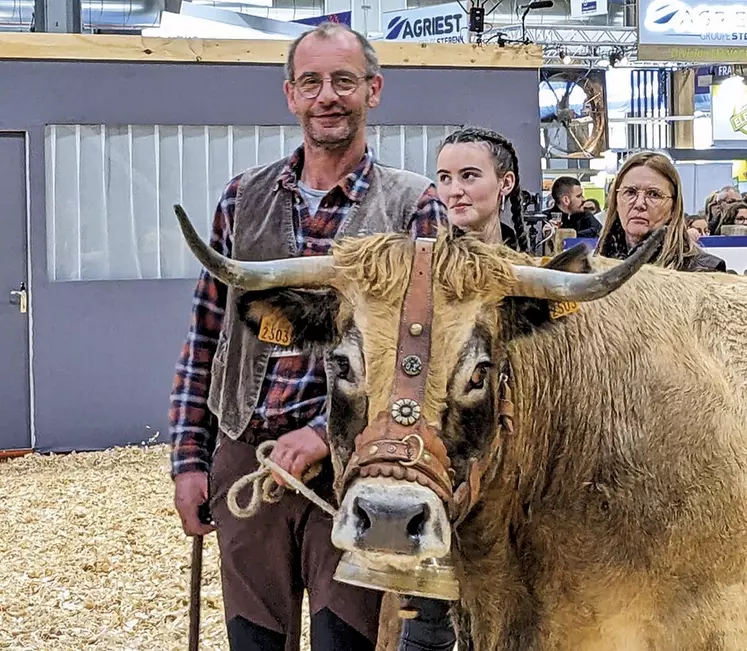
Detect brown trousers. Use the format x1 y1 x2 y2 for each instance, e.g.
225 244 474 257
209 434 382 650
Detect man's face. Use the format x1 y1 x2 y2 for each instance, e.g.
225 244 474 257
562 185 585 214
284 32 383 151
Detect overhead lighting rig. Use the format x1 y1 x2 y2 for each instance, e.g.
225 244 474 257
479 0 554 47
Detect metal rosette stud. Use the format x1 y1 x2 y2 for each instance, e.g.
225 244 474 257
391 398 421 426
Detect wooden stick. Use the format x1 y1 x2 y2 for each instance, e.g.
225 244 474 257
188 535 204 651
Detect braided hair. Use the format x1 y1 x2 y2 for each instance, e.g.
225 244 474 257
437 126 529 252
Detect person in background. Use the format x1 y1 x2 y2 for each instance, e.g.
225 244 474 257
597 151 725 272
169 22 448 651
545 176 602 238
707 185 742 234
715 200 747 234
435 125 529 252
685 214 710 244
583 197 601 215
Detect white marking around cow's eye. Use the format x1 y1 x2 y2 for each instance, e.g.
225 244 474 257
331 335 365 398
452 346 493 408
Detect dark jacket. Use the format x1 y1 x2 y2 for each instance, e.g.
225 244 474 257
544 208 602 238
627 238 726 273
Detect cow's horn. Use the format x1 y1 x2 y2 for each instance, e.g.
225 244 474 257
510 226 666 302
174 204 335 290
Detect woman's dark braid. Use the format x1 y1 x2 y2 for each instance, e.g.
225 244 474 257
439 126 529 252
497 137 529 253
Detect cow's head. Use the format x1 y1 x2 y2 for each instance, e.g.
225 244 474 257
175 206 663 590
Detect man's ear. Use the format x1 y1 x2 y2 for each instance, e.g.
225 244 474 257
236 288 341 350
503 243 594 336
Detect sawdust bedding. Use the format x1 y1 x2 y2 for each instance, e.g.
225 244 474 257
0 443 311 651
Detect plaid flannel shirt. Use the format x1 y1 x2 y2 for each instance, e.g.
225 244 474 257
169 146 447 477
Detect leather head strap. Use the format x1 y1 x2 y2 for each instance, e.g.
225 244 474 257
340 238 513 527
342 238 454 500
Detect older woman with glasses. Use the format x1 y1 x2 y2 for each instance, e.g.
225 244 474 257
596 151 726 272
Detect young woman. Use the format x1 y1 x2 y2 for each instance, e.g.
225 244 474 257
435 126 529 252
397 127 531 651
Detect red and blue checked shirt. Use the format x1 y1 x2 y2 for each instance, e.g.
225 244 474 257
169 146 447 477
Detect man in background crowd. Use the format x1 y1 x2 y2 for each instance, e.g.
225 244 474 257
544 176 602 238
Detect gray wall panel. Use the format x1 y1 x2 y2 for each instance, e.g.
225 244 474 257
0 61 540 452
31 279 196 452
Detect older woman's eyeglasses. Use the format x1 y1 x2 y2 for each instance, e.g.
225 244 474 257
292 72 372 99
617 186 672 207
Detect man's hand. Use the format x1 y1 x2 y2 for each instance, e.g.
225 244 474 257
174 471 215 536
269 426 330 487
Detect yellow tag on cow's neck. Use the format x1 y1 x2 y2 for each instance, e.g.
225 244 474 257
549 301 579 320
258 312 293 347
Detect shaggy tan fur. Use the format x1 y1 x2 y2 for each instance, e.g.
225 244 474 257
330 232 747 651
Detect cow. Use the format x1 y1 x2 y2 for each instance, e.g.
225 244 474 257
174 204 747 651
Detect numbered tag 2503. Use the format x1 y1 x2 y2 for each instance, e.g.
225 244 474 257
258 312 293 347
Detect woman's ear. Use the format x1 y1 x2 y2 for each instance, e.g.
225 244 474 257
500 171 516 197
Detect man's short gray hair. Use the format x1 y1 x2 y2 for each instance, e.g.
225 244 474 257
284 22 381 81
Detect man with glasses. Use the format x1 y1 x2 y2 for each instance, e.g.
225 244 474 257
169 22 448 651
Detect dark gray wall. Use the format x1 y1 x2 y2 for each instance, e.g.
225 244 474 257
0 60 540 452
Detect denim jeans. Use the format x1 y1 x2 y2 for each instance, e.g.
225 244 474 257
398 596 456 651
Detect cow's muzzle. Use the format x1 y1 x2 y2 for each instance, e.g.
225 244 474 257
332 476 451 558
333 412 455 551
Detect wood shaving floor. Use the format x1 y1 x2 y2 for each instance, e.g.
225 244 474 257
0 444 310 651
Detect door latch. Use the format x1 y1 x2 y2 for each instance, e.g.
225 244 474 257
9 282 27 314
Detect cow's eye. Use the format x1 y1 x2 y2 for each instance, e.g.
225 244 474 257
468 362 492 391
332 354 351 381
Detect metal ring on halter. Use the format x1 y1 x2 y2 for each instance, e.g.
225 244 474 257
399 433 425 467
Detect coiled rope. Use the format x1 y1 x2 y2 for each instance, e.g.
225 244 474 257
226 440 338 519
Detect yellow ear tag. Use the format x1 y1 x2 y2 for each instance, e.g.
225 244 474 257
540 256 552 266
549 301 579 320
258 312 293 347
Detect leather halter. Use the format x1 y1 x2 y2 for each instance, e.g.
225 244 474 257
340 238 515 526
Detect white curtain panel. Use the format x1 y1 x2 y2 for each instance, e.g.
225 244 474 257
45 124 456 281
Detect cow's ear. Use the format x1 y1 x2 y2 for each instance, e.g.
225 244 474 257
237 288 341 349
542 242 593 273
503 243 594 335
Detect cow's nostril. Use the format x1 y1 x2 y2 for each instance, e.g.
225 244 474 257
353 497 372 535
407 504 429 539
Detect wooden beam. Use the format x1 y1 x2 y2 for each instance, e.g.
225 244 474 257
0 448 32 460
0 33 542 68
672 69 695 149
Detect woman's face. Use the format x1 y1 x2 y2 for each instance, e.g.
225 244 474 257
690 218 709 235
736 208 747 225
616 165 674 245
582 199 598 213
437 142 511 232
